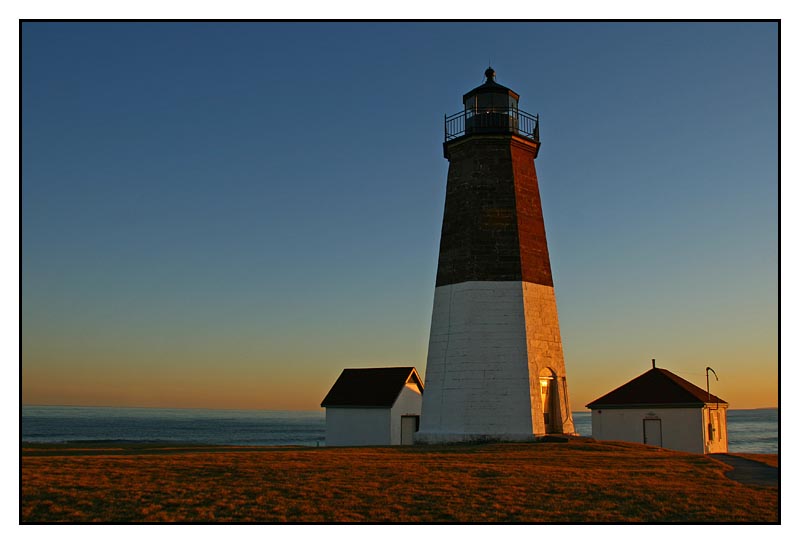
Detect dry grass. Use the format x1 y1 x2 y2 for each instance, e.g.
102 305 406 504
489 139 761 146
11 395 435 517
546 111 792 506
21 439 778 523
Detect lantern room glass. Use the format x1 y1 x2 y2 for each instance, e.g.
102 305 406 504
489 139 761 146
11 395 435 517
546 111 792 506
464 91 519 135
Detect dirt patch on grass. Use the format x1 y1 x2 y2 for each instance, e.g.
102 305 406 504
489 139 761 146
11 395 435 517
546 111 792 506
728 453 778 468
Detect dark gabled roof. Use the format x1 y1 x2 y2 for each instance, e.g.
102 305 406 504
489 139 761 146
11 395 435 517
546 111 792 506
320 367 423 408
586 367 727 409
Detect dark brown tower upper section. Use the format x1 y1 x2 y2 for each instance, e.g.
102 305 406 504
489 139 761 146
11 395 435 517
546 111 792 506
435 69 552 288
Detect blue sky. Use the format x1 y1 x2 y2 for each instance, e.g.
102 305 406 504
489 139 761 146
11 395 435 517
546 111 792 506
21 22 778 409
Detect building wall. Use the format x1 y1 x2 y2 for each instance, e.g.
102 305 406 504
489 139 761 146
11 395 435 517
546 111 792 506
417 281 536 443
702 405 729 453
522 282 575 435
435 136 526 287
591 407 706 454
389 383 423 445
325 407 391 447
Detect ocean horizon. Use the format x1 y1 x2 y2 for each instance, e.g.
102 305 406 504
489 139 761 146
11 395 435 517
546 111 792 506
21 405 778 454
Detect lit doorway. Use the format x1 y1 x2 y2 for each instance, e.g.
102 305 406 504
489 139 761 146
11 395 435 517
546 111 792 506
539 369 557 433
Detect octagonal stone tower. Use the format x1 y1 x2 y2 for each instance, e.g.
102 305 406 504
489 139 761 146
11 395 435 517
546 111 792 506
416 68 575 443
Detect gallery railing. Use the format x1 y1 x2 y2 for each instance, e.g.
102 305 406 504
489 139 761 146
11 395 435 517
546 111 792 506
444 107 539 142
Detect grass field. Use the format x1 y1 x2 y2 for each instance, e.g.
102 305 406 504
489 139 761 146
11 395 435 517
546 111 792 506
21 439 778 523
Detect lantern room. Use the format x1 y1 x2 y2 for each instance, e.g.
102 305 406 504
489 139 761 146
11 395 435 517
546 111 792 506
444 67 539 146
464 67 519 115
463 67 519 135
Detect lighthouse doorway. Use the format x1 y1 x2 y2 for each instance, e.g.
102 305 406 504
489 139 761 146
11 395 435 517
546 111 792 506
540 369 557 433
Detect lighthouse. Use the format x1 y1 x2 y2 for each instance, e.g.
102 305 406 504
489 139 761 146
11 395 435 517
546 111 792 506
416 68 575 443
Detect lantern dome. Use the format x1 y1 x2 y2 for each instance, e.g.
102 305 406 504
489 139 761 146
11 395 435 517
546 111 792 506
462 66 520 110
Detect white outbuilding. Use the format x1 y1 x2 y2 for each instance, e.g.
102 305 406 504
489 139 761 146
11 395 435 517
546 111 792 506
586 361 728 454
321 367 424 447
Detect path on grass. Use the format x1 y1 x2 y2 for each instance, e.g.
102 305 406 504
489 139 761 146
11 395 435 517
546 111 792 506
711 454 779 488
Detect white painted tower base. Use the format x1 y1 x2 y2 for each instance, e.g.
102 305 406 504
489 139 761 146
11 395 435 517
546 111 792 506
416 281 575 443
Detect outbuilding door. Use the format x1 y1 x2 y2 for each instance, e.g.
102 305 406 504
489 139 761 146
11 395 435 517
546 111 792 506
401 415 419 445
643 418 662 447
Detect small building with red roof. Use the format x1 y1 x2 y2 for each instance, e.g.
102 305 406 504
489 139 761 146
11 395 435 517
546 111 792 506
586 360 728 454
321 367 424 446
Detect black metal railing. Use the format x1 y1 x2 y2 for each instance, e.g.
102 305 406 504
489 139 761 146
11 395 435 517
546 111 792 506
444 107 539 143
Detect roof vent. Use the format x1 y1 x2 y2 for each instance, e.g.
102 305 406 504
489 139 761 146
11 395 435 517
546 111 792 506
652 359 656 369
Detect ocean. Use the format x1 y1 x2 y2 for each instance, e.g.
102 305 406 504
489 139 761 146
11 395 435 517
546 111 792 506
21 406 778 453
21 406 326 447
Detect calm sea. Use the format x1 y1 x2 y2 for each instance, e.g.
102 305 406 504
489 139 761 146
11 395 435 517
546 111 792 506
21 406 778 453
21 406 326 447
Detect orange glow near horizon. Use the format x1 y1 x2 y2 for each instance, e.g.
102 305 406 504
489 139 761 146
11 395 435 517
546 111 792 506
22 351 778 412
22 365 331 411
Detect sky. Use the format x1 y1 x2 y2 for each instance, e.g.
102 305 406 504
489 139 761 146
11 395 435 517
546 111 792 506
21 21 778 411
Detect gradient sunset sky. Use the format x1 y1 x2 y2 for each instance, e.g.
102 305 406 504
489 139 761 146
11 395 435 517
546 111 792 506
21 21 778 411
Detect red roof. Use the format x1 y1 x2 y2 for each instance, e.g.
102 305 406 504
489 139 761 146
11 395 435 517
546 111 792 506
586 367 727 409
320 367 423 408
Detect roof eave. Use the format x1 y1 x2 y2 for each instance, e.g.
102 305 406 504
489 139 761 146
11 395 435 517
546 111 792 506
382 367 424 407
587 402 729 410
321 404 392 409
587 402 700 409
462 84 520 103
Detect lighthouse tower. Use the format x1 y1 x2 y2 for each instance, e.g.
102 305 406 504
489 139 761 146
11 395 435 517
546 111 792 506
416 68 575 443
